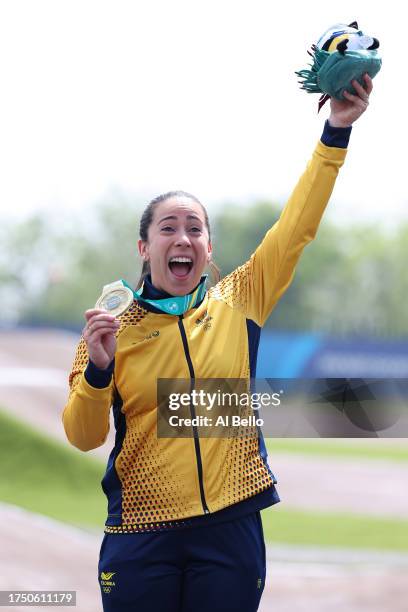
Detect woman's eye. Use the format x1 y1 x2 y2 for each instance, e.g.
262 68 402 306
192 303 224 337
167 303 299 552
160 226 202 233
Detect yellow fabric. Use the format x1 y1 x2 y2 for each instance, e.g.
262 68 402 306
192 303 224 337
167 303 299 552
62 140 347 530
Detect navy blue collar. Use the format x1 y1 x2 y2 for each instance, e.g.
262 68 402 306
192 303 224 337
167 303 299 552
141 275 175 300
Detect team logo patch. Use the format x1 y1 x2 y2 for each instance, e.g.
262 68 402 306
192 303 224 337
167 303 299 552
100 572 116 594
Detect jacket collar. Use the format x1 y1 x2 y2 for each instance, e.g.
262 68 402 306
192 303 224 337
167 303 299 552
135 274 207 315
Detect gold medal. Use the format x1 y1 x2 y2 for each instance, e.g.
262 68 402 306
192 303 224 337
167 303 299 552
95 280 134 317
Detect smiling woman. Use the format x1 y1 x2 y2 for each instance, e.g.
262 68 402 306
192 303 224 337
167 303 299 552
135 190 220 295
62 75 374 612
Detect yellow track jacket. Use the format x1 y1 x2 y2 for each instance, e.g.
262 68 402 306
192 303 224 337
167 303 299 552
62 139 347 533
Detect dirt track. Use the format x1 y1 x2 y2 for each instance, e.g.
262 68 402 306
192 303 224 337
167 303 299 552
1 503 407 612
1 329 408 611
1 329 407 518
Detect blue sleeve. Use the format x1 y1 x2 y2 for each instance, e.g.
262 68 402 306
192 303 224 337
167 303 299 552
84 359 115 389
320 119 352 149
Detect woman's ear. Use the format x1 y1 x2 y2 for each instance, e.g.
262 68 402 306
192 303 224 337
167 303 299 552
207 240 213 262
138 239 149 261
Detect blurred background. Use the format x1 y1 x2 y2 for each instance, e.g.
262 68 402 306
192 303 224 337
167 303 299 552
1 1 407 611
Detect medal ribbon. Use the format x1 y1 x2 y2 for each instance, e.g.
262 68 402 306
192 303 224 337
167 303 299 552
122 276 208 316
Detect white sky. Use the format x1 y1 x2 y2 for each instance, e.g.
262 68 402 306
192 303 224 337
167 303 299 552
0 1 405 228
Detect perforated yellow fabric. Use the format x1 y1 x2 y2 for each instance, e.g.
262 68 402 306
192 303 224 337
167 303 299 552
68 301 149 397
116 426 195 524
209 260 251 314
62 140 347 533
207 434 275 511
119 301 149 327
68 337 91 398
210 142 347 326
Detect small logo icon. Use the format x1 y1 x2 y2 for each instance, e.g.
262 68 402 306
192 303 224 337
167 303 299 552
144 330 160 341
132 330 160 345
196 310 213 331
167 302 178 312
101 572 115 580
257 578 262 589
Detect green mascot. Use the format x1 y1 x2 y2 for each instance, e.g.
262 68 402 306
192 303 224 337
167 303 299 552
296 21 382 111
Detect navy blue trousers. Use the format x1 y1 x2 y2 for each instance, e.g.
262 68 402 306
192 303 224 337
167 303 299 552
98 511 266 612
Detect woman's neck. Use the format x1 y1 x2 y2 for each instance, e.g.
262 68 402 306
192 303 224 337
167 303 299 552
142 274 204 300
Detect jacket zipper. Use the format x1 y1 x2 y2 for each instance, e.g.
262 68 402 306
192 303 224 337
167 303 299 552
178 315 210 514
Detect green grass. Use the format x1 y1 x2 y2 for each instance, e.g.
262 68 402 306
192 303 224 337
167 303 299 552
1 408 408 551
265 439 408 462
0 408 106 528
261 506 408 551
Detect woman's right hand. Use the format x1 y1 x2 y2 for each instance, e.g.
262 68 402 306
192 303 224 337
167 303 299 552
82 309 121 369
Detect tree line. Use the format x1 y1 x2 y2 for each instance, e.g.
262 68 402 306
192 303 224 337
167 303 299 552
1 197 406 337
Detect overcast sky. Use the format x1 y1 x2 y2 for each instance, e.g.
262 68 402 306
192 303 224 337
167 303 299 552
0 1 405 229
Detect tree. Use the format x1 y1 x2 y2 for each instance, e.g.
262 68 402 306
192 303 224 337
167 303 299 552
1 199 405 337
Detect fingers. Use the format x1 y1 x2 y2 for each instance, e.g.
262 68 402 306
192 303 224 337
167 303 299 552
363 73 374 95
82 311 120 340
84 308 112 322
352 80 369 102
84 320 120 336
83 327 120 344
343 82 371 110
84 309 118 326
348 74 373 103
343 90 364 105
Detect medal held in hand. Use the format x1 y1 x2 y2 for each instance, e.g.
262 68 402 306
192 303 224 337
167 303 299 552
95 280 134 317
296 21 382 111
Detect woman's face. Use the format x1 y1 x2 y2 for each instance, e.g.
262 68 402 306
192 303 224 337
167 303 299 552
138 197 212 296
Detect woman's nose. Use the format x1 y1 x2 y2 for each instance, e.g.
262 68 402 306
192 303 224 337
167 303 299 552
174 232 191 246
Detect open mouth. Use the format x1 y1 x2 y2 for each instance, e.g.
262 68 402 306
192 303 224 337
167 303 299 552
168 257 194 279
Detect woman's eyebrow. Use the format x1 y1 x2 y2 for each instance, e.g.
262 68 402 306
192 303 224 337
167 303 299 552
158 214 203 224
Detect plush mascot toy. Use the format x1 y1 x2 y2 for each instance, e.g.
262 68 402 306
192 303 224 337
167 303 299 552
296 21 382 111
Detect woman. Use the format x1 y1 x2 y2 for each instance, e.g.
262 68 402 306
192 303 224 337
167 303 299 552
62 76 373 612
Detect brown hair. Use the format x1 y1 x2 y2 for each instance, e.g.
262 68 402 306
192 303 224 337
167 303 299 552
135 190 220 290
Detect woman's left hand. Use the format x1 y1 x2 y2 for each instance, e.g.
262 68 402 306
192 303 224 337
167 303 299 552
328 73 373 128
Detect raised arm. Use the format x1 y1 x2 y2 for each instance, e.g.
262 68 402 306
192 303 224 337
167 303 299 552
210 75 373 326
